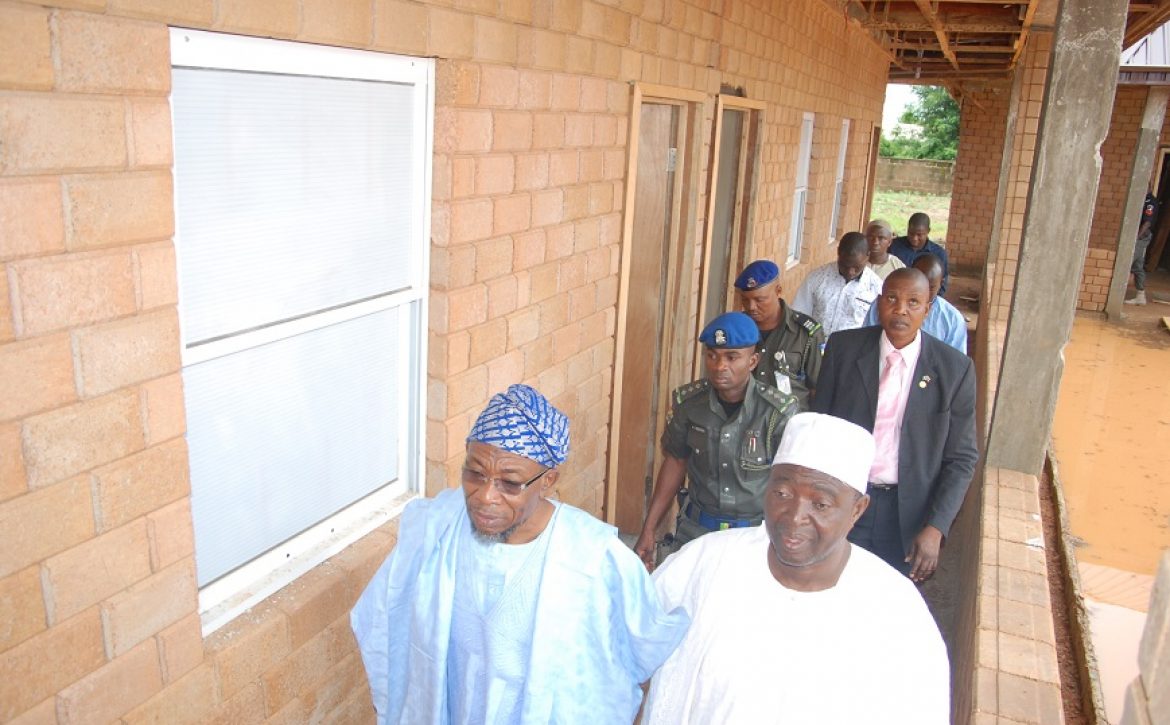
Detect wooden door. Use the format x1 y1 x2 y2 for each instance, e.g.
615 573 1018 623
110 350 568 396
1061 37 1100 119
613 101 679 533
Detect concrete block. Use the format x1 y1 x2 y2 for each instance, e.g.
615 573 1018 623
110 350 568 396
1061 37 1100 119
42 519 152 624
108 0 213 24
0 607 105 721
134 241 179 310
0 333 77 422
0 95 126 173
214 0 299 38
57 639 164 725
140 373 186 446
492 111 534 151
0 476 93 578
479 65 520 107
12 250 137 336
301 0 372 46
373 0 428 54
204 682 266 725
206 601 291 700
147 497 195 571
261 621 350 714
0 177 65 261
128 99 173 168
73 308 181 398
0 4 53 90
0 566 46 654
271 563 355 650
101 559 197 657
66 171 174 250
56 12 170 94
156 612 204 683
121 663 217 725
427 7 474 59
92 437 190 532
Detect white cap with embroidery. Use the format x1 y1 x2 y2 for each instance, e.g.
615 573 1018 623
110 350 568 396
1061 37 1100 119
772 412 875 494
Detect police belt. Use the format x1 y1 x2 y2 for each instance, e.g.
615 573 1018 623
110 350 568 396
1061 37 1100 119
684 502 762 531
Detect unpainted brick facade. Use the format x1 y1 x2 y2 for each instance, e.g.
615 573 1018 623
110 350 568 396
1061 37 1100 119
0 0 889 722
948 74 1169 312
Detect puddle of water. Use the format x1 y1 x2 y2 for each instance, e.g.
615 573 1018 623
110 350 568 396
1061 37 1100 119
1083 598 1145 724
1051 315 1170 577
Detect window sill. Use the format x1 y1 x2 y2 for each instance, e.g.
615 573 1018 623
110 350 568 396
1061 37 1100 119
199 484 415 636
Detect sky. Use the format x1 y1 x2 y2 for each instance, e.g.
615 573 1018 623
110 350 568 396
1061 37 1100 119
882 84 917 131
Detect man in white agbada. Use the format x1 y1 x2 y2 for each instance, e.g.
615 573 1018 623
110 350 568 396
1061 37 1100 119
351 384 688 724
643 412 949 724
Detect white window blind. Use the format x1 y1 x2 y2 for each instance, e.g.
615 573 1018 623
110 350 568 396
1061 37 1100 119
172 69 416 345
789 113 815 263
830 119 850 242
170 29 431 618
185 309 402 585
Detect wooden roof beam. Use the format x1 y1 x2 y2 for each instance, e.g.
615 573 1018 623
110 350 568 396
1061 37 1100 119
1010 0 1041 66
913 0 961 70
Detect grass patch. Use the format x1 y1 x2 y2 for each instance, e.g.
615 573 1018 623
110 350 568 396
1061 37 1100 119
869 190 951 242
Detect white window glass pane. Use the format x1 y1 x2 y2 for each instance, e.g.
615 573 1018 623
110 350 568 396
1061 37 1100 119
790 189 807 261
185 308 402 586
172 68 416 345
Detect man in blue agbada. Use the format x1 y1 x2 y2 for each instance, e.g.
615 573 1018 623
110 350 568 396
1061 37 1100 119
352 384 689 724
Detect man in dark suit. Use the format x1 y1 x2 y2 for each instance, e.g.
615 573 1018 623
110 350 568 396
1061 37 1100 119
812 268 978 581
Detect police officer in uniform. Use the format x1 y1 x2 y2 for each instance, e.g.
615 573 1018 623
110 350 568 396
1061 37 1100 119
734 259 825 410
633 312 798 570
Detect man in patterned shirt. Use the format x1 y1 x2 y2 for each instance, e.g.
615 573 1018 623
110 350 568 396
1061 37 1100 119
791 231 884 338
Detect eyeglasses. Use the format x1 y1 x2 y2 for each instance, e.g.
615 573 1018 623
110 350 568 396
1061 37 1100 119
461 466 548 497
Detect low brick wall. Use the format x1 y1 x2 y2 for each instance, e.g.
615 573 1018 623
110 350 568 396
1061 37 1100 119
876 156 955 196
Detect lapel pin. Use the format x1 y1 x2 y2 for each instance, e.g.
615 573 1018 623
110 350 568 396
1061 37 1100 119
918 375 931 389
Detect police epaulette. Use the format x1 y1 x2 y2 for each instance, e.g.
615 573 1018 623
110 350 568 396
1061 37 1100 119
673 379 710 405
756 381 797 410
793 311 821 336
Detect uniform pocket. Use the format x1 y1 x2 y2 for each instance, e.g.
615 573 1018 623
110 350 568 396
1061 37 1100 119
738 428 770 470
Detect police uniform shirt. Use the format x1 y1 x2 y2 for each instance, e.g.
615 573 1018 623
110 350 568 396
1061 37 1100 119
753 301 825 410
661 379 797 519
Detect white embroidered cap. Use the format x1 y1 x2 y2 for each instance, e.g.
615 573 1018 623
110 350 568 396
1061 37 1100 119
772 412 875 494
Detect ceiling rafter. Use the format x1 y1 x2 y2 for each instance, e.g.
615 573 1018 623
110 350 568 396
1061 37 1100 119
912 0 960 70
847 1 1170 86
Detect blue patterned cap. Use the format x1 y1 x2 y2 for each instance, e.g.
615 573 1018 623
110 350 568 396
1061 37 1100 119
734 260 780 290
699 311 760 348
467 384 570 468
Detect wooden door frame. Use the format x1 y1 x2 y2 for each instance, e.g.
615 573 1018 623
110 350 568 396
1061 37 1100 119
604 82 705 525
693 94 766 379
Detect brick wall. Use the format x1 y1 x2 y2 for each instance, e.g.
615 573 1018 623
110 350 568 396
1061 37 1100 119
876 156 954 196
0 0 890 722
946 83 1011 275
947 77 1167 312
986 33 1052 324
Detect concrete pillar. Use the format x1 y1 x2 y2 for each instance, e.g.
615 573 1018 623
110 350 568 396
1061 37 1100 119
1106 87 1170 317
985 0 1129 474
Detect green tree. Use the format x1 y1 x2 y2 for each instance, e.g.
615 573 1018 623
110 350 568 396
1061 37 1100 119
880 86 960 161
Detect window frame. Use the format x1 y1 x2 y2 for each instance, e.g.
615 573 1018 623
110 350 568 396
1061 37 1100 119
169 28 432 634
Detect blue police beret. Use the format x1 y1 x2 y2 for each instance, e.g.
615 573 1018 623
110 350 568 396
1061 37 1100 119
733 260 780 290
699 311 760 348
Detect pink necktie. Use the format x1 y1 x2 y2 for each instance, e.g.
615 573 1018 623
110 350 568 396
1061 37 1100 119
869 350 904 483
